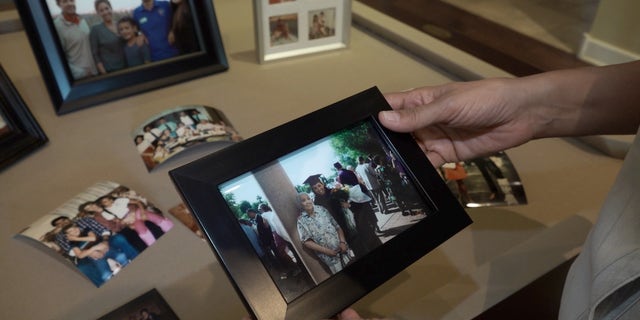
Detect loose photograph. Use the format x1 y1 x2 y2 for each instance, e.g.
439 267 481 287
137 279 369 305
168 203 204 239
132 105 242 172
220 120 434 302
16 181 174 287
440 152 527 208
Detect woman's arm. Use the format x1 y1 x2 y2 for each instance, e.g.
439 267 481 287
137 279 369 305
303 239 337 256
380 61 640 166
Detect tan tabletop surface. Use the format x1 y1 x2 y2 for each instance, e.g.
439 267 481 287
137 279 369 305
0 1 624 319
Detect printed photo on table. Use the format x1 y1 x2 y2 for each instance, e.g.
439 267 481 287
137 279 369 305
17 181 174 287
132 105 242 172
168 203 204 240
440 151 527 208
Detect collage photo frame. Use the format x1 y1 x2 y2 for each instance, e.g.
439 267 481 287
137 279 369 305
254 0 351 63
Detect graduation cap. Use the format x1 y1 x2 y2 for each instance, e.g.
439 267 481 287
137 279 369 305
333 162 343 170
303 174 323 186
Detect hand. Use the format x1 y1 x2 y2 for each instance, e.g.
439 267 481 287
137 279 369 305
331 308 388 320
135 33 148 46
380 79 537 167
338 241 348 253
89 243 109 259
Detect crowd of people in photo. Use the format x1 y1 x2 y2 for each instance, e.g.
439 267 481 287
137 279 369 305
134 108 240 170
237 150 430 279
52 0 197 80
39 186 173 287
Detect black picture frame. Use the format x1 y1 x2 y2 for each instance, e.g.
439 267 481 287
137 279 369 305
169 87 472 319
15 0 228 115
0 64 47 171
98 289 179 320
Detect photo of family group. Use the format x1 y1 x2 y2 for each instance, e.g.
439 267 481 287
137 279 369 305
219 120 435 302
440 152 527 208
46 0 198 80
132 105 241 171
17 181 173 287
98 289 179 320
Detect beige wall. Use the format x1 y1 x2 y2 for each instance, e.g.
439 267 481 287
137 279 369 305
580 0 640 64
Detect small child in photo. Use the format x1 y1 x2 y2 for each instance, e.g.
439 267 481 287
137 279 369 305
118 16 151 67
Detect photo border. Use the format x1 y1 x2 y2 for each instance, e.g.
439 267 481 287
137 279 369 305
15 0 228 115
0 64 47 171
253 0 351 63
169 87 472 319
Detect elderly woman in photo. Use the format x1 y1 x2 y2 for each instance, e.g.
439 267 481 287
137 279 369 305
296 192 350 274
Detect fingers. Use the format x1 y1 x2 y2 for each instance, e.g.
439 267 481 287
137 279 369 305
380 88 445 133
336 308 363 320
378 108 422 133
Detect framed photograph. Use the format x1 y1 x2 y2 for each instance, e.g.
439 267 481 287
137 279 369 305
0 64 47 171
254 0 351 63
170 87 472 319
98 288 179 319
15 0 228 115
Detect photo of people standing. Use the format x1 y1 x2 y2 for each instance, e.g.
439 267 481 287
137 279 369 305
220 120 434 302
47 0 200 80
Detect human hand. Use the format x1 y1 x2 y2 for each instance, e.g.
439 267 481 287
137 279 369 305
332 308 388 320
243 308 388 320
380 79 537 167
338 242 348 253
135 33 148 46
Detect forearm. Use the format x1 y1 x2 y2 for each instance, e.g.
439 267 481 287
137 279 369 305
303 240 335 255
521 61 640 139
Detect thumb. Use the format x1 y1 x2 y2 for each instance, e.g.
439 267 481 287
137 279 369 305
378 106 440 133
336 308 363 320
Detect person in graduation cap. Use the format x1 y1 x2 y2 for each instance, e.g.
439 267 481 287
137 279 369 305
303 174 353 247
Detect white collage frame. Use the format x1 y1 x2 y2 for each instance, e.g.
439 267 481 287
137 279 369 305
254 0 352 63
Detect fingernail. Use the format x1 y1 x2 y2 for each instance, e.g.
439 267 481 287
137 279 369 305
381 111 400 122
